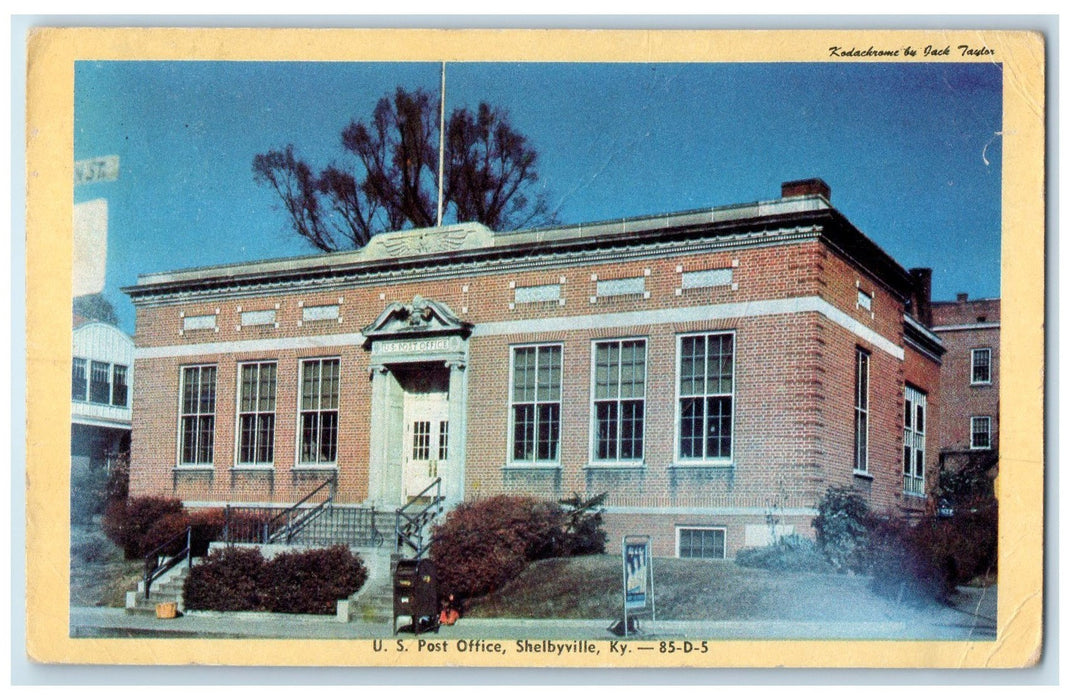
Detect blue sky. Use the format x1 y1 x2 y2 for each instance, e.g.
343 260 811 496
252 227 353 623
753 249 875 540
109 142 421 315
74 61 1003 334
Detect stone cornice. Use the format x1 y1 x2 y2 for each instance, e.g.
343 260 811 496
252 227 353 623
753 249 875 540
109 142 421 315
125 224 825 307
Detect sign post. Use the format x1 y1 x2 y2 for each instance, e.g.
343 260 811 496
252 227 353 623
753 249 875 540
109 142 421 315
620 535 655 637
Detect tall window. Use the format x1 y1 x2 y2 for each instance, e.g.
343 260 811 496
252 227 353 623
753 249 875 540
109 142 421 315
510 345 562 464
238 361 277 464
971 416 992 450
180 365 217 464
299 358 339 465
971 348 992 385
677 333 734 462
854 349 870 473
903 386 926 496
593 339 647 462
112 365 129 407
90 361 111 404
72 358 87 401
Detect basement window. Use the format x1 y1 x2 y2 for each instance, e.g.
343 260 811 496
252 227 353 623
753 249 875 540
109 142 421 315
676 526 726 559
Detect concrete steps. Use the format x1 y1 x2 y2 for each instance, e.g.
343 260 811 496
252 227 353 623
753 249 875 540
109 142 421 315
126 560 194 617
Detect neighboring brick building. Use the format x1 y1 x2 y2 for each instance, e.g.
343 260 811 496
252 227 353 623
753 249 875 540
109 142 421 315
123 179 943 557
930 294 1000 484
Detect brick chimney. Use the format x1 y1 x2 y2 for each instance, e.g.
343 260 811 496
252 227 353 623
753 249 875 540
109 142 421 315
781 178 831 201
909 268 933 326
956 292 969 303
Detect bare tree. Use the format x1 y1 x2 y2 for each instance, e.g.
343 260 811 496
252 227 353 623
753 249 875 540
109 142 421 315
253 87 554 252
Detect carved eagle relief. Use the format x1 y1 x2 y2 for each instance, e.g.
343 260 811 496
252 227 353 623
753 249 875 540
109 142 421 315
374 229 473 258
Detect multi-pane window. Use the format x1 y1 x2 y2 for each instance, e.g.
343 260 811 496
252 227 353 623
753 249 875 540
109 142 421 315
72 358 87 401
510 345 562 464
412 421 431 460
112 365 128 407
903 386 926 496
438 421 449 461
971 348 992 385
593 339 646 462
677 333 734 462
179 365 217 464
677 527 726 559
90 361 111 404
299 358 340 465
237 362 277 465
971 416 993 450
854 349 870 473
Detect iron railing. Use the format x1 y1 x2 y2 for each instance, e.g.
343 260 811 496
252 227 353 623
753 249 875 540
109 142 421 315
222 476 385 547
222 476 333 545
143 526 191 601
264 477 335 544
395 477 444 559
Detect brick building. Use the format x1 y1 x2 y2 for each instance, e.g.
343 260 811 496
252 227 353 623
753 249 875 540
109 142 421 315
123 179 943 557
930 294 1000 483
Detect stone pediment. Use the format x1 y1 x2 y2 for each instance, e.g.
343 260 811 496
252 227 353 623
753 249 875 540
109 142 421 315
362 296 473 341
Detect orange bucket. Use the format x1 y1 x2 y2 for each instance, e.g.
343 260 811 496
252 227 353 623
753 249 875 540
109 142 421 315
155 602 177 619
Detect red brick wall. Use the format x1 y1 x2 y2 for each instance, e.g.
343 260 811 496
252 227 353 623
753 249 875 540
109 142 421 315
930 298 1000 455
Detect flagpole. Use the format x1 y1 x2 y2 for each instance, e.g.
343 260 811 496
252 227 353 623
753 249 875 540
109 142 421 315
436 61 446 227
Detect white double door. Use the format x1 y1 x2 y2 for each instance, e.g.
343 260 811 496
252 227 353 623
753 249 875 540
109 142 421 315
402 390 450 499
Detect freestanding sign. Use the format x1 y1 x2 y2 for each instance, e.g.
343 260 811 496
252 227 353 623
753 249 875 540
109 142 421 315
620 535 655 637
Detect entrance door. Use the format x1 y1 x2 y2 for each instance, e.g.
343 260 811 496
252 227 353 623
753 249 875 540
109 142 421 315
403 390 450 498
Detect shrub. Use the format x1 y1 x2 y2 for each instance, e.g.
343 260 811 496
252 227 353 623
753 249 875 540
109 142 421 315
182 545 367 614
432 496 575 601
183 547 267 612
188 509 226 557
102 496 186 558
141 511 192 557
71 531 115 564
262 545 368 615
559 492 608 555
812 487 872 573
868 502 998 605
735 534 831 573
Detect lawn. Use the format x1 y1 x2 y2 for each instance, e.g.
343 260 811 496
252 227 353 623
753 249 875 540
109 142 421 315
464 555 939 623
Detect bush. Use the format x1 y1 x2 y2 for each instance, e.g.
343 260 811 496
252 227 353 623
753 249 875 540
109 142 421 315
102 496 186 558
188 509 226 557
432 495 603 601
559 492 608 555
183 545 367 614
141 511 193 557
869 502 998 605
735 535 831 573
812 487 872 573
183 547 268 612
262 546 368 615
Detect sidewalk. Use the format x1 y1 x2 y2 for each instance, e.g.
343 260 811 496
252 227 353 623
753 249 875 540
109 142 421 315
69 586 996 641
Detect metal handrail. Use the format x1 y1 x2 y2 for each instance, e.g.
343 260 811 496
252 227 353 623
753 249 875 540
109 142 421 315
264 476 335 534
143 526 192 601
394 478 444 558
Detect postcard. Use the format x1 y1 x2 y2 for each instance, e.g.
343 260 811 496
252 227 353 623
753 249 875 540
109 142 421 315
24 26 1045 669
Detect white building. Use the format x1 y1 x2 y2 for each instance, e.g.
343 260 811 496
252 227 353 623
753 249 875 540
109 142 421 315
71 319 133 476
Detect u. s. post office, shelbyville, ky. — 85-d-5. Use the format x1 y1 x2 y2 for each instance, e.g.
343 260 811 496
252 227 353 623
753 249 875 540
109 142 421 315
122 178 950 558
